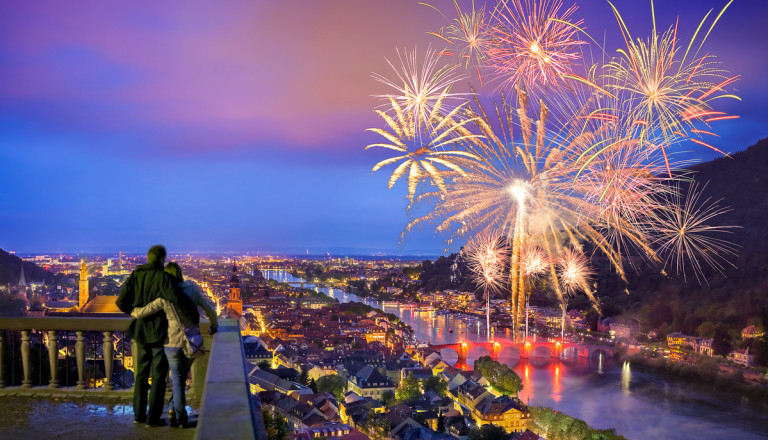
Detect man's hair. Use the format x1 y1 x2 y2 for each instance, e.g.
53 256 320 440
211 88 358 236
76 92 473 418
147 245 167 264
165 262 184 282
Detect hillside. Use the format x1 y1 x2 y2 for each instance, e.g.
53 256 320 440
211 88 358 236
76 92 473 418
593 138 768 359
0 248 57 286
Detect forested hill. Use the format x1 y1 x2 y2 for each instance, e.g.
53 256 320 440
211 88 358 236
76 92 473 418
598 137 768 344
0 248 56 286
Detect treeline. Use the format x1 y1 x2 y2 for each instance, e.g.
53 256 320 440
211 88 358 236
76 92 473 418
529 406 627 440
474 356 523 395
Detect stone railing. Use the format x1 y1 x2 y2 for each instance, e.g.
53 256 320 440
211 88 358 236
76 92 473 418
0 316 211 400
0 316 264 439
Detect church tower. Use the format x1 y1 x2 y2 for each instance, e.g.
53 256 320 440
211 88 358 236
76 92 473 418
228 264 242 316
79 259 89 309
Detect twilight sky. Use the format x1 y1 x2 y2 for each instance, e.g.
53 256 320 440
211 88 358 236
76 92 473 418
1 0 767 255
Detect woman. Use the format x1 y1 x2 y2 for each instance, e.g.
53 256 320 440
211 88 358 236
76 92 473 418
131 262 218 428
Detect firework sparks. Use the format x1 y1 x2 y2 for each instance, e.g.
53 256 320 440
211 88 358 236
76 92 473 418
557 247 593 296
423 0 491 82
465 232 509 294
485 0 586 90
373 46 468 136
465 232 509 340
601 1 740 176
521 245 549 278
366 0 741 340
652 182 739 284
366 96 482 198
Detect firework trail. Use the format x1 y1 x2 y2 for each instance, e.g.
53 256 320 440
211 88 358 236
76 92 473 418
464 232 509 340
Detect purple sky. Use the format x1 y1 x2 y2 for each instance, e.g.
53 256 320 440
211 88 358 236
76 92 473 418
1 0 766 255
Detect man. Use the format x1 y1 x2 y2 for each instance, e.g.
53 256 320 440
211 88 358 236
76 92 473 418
117 245 183 427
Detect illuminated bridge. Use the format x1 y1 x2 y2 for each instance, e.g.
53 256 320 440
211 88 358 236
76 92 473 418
429 340 614 365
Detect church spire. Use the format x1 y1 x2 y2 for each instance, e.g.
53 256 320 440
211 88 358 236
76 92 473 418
19 264 26 287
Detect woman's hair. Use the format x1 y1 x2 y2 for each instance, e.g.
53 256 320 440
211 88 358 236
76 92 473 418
165 262 184 282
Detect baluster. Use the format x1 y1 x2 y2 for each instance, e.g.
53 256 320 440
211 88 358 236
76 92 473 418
103 331 113 390
48 330 59 388
21 330 31 388
75 331 86 389
0 331 4 388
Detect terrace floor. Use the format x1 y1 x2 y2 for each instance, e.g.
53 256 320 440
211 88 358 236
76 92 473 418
0 394 196 440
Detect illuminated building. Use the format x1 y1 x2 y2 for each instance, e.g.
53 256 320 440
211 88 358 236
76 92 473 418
227 264 243 317
79 259 89 309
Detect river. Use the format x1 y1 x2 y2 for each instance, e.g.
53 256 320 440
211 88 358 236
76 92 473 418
262 270 768 440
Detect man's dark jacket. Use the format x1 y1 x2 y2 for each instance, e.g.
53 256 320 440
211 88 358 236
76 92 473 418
116 263 181 345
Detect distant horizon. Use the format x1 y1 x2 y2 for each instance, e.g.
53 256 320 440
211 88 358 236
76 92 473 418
5 247 445 260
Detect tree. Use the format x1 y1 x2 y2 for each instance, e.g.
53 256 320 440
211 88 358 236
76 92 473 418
316 374 346 400
395 372 420 402
361 410 390 440
422 375 447 396
467 424 509 440
258 359 271 370
298 366 309 386
262 410 290 440
308 377 318 393
380 389 395 406
302 319 311 328
474 356 522 395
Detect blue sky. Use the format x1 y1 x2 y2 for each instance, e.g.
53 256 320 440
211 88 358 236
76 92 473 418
1 0 766 255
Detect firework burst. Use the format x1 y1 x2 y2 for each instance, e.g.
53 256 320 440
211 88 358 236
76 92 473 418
373 46 468 136
465 231 509 340
366 96 482 198
557 247 593 296
423 1 491 82
600 1 740 176
485 0 586 91
652 182 739 284
521 245 549 278
366 0 741 341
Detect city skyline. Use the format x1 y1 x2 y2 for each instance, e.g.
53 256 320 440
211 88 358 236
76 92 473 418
2 0 767 254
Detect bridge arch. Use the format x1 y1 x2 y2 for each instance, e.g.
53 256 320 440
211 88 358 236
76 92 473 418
497 345 522 366
530 345 553 359
466 345 491 364
589 347 612 359
438 347 460 364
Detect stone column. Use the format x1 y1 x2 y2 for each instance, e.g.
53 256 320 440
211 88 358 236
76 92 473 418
75 331 86 389
102 331 113 390
21 330 31 388
48 330 59 388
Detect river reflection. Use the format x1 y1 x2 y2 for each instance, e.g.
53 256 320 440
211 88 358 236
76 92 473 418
262 270 768 440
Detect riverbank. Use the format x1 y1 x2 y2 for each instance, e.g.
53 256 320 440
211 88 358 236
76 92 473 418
620 349 768 400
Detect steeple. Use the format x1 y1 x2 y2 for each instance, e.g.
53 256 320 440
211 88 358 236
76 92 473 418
19 264 26 287
18 264 28 303
79 259 89 310
228 263 242 316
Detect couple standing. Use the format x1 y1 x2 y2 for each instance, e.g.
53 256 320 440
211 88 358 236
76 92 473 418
116 245 218 428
